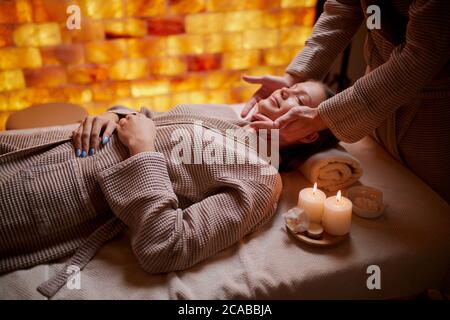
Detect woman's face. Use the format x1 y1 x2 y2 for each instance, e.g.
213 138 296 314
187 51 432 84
255 81 327 121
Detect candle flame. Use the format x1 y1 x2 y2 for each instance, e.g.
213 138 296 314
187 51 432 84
313 182 317 194
336 190 341 202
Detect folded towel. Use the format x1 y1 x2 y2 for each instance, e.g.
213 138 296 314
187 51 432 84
299 147 363 192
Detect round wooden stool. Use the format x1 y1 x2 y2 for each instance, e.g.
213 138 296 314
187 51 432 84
5 103 88 130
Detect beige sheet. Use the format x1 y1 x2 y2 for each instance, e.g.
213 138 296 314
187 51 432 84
1 104 449 299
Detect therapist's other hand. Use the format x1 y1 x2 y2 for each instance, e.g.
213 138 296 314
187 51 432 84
241 74 300 118
275 106 327 145
250 106 327 146
72 112 119 157
117 113 156 156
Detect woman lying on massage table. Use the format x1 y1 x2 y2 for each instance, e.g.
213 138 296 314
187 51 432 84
0 81 337 296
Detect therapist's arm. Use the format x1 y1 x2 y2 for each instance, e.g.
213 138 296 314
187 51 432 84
286 0 364 81
318 0 450 143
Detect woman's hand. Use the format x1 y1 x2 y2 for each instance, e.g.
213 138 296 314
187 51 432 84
240 73 301 118
72 112 119 157
116 113 156 156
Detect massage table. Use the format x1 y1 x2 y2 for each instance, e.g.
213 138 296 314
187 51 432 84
1 104 449 299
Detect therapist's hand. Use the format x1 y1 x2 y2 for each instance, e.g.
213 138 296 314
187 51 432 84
250 106 328 146
241 74 301 118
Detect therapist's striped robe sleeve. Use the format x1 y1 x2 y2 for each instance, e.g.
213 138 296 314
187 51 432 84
286 0 450 143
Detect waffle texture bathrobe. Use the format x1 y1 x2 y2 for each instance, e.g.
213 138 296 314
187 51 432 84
0 105 282 297
287 0 450 201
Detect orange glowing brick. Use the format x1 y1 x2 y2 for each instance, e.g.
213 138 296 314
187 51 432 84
128 37 166 58
151 95 171 112
147 16 185 36
85 40 127 64
16 0 33 23
186 54 221 72
32 0 80 22
169 0 205 14
0 47 42 70
170 75 202 92
40 44 84 65
127 0 165 18
0 94 7 111
0 1 17 24
205 71 240 89
207 0 246 11
297 7 316 26
67 64 108 84
0 70 26 92
231 86 257 103
59 86 93 104
84 102 110 115
0 25 15 48
69 19 105 42
149 57 186 76
131 79 170 97
13 23 62 47
243 29 278 50
0 112 10 130
281 0 316 8
223 50 260 70
92 82 130 101
185 13 224 34
81 0 124 19
280 26 311 46
4 88 51 110
223 11 263 32
204 32 243 53
170 92 191 106
189 90 209 104
104 19 147 39
208 89 233 104
109 59 149 80
263 47 296 66
167 34 204 56
263 9 299 28
110 98 141 110
24 66 67 88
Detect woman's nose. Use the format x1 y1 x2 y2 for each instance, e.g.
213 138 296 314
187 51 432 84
280 88 289 100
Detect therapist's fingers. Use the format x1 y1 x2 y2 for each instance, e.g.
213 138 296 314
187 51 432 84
241 95 259 118
81 117 93 158
273 108 298 129
252 113 272 122
242 75 264 84
249 120 276 130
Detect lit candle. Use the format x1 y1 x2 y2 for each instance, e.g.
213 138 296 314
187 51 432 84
298 183 327 223
322 190 352 236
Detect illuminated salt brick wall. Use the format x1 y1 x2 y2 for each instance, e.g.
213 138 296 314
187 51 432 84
0 0 317 130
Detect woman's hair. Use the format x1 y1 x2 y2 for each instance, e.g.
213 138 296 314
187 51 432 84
278 83 339 172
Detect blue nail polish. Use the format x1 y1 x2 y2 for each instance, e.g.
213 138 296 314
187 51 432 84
89 148 95 156
81 150 87 158
102 136 109 145
75 149 81 157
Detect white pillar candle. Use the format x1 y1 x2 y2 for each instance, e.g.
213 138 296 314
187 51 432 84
298 183 326 223
322 190 352 236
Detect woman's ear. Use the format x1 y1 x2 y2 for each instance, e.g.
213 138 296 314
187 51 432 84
298 132 319 144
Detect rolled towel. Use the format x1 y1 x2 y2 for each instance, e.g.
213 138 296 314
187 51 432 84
299 147 363 192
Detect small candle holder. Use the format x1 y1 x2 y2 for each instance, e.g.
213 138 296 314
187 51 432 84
346 186 386 219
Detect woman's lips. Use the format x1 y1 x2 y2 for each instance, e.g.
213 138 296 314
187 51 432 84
269 96 279 108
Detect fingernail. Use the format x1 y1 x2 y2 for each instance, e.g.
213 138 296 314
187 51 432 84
75 149 81 157
81 150 87 158
102 136 109 145
89 148 95 156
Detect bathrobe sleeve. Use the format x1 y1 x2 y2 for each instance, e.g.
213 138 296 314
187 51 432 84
97 151 282 273
306 0 449 143
286 0 364 81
